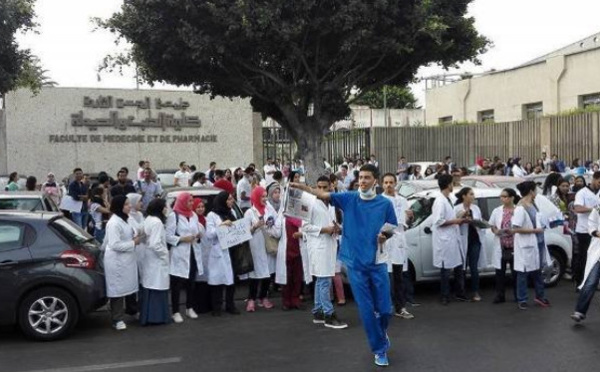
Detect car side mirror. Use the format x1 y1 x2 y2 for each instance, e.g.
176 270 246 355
423 226 432 235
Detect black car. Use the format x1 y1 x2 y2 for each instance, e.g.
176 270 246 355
0 212 106 341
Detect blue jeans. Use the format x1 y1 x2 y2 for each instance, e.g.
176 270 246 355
94 227 105 244
313 277 334 316
347 264 391 355
71 212 85 229
467 241 481 293
575 261 600 315
516 270 545 303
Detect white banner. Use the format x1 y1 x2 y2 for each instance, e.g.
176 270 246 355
217 218 252 250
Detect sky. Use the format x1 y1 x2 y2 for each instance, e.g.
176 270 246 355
16 0 600 106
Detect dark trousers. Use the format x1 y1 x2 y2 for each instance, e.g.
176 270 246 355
575 261 600 315
193 282 212 314
110 293 138 323
390 264 406 311
574 233 592 286
495 249 517 300
282 256 303 307
170 250 198 314
466 241 482 293
440 266 466 299
210 284 236 312
248 278 270 300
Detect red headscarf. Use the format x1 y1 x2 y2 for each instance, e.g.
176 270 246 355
173 192 194 218
213 179 235 195
192 198 207 227
251 186 267 216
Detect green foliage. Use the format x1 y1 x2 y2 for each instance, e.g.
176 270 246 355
352 86 418 109
552 105 600 117
0 0 50 96
98 0 489 139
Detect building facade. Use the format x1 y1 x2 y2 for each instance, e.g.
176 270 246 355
426 32 600 125
0 87 260 180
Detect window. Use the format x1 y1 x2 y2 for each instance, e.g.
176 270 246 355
50 217 93 245
523 102 543 120
580 93 600 109
0 222 25 252
438 116 453 124
0 198 44 211
477 109 495 123
477 197 501 221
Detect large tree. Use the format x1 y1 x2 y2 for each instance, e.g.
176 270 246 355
100 0 488 181
0 0 50 100
353 85 419 109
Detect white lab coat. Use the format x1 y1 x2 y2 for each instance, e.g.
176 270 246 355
581 208 600 289
103 215 139 298
454 203 488 270
488 206 511 270
205 212 234 285
383 194 409 273
166 212 204 279
303 200 338 278
512 205 543 272
194 223 211 283
271 196 312 285
244 207 276 279
141 216 170 290
512 164 527 178
431 195 463 269
127 211 145 280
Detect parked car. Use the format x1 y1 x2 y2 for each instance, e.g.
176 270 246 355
161 187 244 217
461 175 526 189
0 212 106 340
156 169 179 188
404 188 572 287
0 192 60 212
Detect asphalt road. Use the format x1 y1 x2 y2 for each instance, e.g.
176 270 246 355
1 279 599 372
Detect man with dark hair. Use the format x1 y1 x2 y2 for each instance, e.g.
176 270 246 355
303 175 347 329
291 163 397 367
573 171 600 286
264 157 278 184
340 164 353 189
236 167 254 212
273 170 283 185
67 168 89 228
451 168 462 187
110 169 136 198
214 169 225 182
135 168 163 211
207 161 217 183
175 161 191 187
432 174 467 305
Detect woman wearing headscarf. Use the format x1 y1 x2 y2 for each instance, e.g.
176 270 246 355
205 191 239 316
42 172 62 205
165 192 204 323
103 195 141 331
512 158 527 178
191 198 213 314
139 198 171 326
244 186 275 311
127 193 146 280
89 186 110 243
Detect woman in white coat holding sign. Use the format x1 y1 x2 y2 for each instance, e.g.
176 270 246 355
205 191 239 316
139 199 171 326
244 186 275 312
512 181 550 310
103 195 141 331
454 187 488 302
166 192 204 323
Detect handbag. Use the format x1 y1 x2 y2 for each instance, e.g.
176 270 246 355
262 229 280 256
230 241 254 275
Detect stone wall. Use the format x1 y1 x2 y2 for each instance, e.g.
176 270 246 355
3 87 255 180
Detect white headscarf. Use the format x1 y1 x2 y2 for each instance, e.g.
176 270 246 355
126 193 144 224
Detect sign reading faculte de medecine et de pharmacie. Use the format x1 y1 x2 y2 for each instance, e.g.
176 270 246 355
1 87 256 180
48 94 218 143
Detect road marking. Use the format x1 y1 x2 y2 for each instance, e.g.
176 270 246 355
19 357 182 372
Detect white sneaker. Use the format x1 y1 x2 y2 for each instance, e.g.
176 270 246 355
172 312 184 323
186 308 199 319
113 321 127 331
395 308 415 319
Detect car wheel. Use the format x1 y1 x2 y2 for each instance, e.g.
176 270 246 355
18 287 79 341
544 246 566 288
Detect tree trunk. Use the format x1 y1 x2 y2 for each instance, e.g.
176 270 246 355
295 125 325 185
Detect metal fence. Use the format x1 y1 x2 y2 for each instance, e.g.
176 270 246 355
262 112 600 175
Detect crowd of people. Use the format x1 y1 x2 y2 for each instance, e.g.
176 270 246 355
6 150 600 367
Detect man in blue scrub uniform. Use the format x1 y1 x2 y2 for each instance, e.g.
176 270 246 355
292 164 397 367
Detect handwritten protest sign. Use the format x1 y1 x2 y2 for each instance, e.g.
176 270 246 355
217 218 252 250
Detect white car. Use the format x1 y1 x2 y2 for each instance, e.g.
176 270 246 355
404 188 572 287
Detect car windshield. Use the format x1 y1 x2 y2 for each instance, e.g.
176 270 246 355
398 184 417 198
50 217 93 245
407 198 433 229
0 198 44 211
